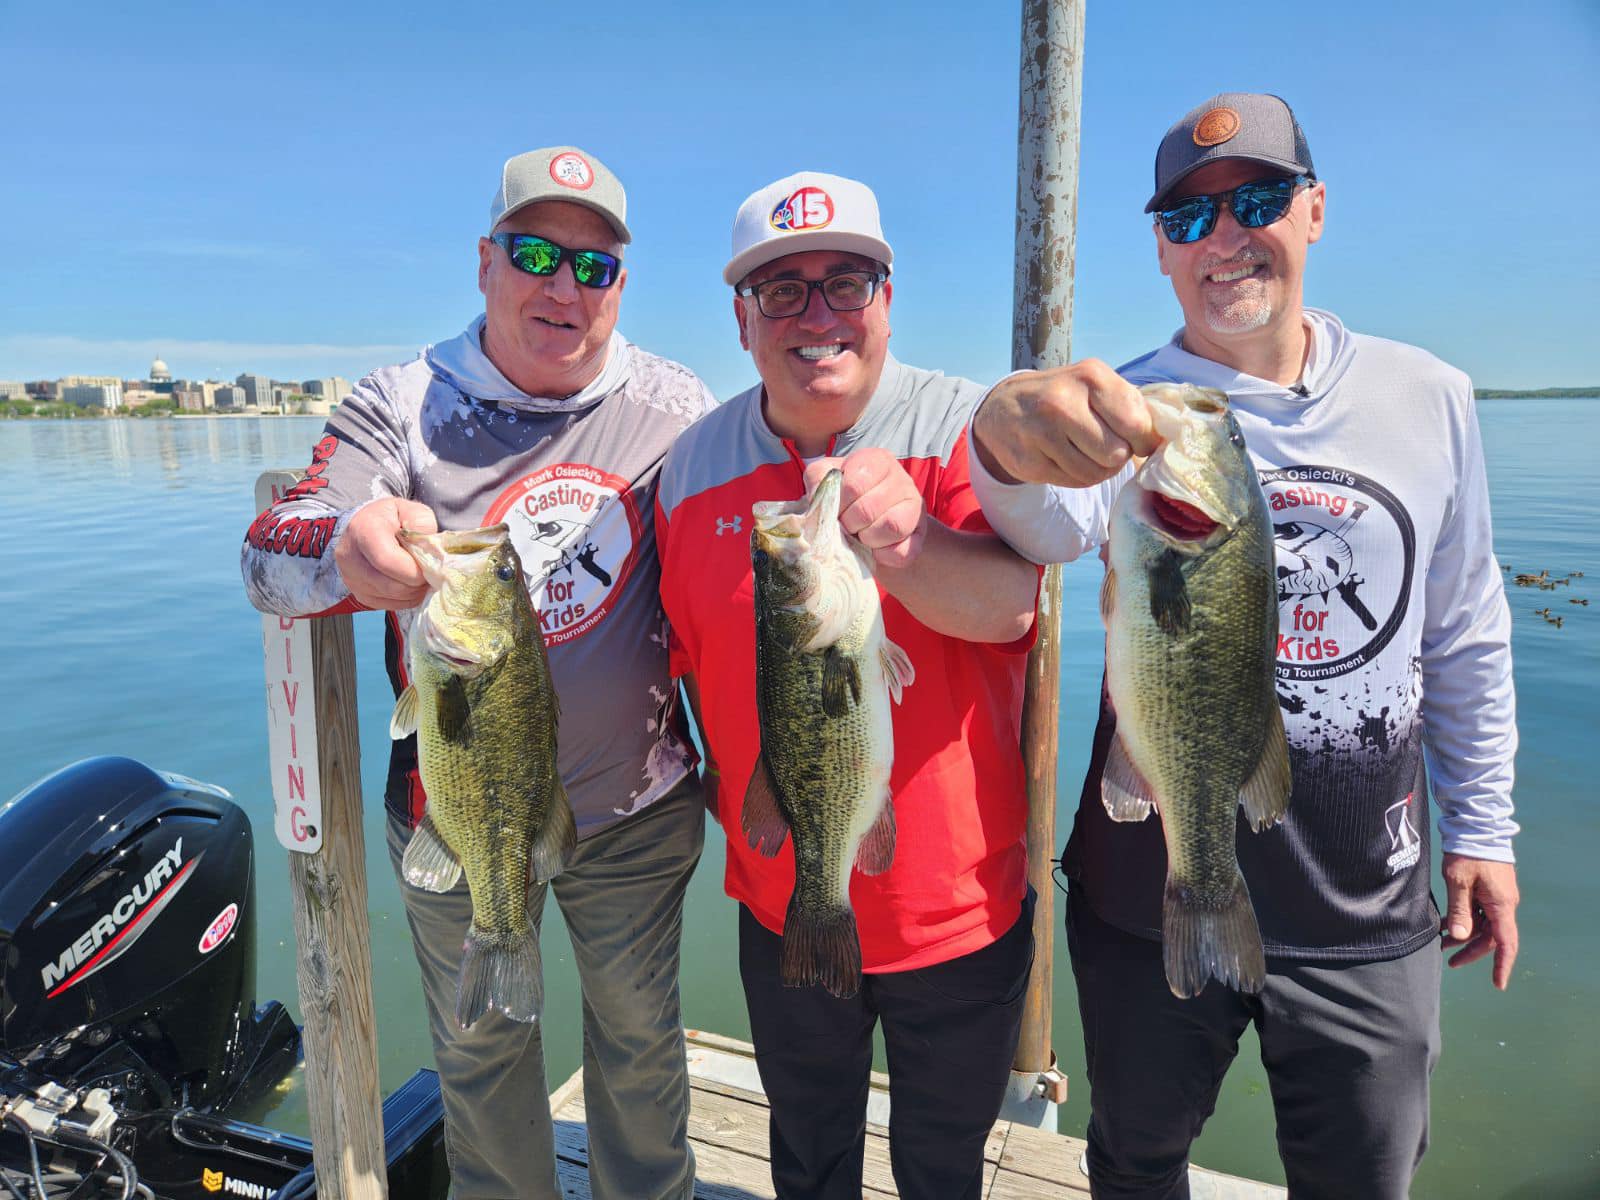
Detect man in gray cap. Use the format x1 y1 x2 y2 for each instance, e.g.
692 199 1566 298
242 145 713 1199
964 94 1521 1198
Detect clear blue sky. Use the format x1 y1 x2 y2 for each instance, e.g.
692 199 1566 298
2 1 1594 393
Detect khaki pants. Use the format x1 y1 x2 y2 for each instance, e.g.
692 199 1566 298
387 779 704 1200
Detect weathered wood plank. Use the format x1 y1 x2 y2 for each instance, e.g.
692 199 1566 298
552 1035 1278 1200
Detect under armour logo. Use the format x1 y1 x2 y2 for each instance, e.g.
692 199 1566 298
715 516 743 536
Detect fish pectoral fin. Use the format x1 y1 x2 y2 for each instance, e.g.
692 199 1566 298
1101 734 1157 822
1239 703 1293 832
854 797 896 876
1148 550 1192 636
742 752 790 857
401 813 463 892
531 779 578 884
390 685 420 739
821 648 863 717
1099 566 1116 628
436 676 473 744
879 638 915 703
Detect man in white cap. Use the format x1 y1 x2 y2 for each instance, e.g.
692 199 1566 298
242 146 713 1199
966 93 1520 1199
656 171 1041 1198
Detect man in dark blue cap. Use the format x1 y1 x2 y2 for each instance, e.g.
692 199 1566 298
963 93 1521 1199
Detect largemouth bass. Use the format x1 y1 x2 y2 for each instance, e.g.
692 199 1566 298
744 470 915 998
1101 383 1291 997
390 523 575 1028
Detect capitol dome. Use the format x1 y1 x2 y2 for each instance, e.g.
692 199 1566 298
150 356 172 382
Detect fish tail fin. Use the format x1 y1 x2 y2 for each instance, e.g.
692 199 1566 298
1162 871 1266 999
455 925 541 1029
779 896 862 999
531 779 577 884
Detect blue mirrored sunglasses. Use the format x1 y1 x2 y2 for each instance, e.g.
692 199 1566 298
1156 174 1314 245
490 233 620 288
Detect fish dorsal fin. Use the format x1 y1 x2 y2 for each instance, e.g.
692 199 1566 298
532 779 578 883
1099 566 1116 627
1101 733 1157 822
1148 550 1191 636
1240 702 1293 832
879 637 914 704
854 795 896 876
742 752 790 857
401 813 463 892
391 685 420 739
437 676 473 744
821 647 863 718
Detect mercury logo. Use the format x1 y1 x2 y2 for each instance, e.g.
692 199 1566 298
41 840 200 997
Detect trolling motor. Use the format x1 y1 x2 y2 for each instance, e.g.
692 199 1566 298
0 758 446 1200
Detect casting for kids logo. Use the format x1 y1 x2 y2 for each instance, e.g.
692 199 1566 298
1261 465 1415 682
484 463 642 646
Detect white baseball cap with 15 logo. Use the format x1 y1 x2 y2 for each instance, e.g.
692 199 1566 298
723 170 894 286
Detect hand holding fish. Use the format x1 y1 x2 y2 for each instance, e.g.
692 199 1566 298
804 449 927 569
336 497 440 610
1440 854 1521 990
972 359 1161 487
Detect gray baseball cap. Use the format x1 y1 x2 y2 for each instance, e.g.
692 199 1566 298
1145 93 1315 212
489 146 631 243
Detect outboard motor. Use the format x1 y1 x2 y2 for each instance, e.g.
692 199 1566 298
1 758 444 1200
0 757 298 1115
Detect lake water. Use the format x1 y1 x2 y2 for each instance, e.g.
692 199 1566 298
1 405 1594 1198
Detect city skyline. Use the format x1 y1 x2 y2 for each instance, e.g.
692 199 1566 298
2 2 1595 394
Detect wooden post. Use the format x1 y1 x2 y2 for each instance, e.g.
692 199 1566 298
1005 0 1085 1124
256 471 388 1200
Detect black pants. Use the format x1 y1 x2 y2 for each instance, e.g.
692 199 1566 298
1066 887 1440 1200
738 891 1034 1200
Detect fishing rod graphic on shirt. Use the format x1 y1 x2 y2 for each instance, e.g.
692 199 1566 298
1274 498 1379 631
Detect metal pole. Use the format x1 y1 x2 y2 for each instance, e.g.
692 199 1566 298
1003 0 1084 1128
256 471 389 1199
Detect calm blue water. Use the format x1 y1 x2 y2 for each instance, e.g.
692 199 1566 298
1 406 1593 1198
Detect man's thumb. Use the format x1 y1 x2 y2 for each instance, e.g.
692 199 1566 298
1444 885 1474 941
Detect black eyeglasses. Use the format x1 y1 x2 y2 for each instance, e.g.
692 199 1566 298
735 270 887 319
1155 175 1314 245
490 233 621 288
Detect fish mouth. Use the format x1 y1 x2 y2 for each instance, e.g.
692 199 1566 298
752 470 843 546
400 525 511 590
413 609 490 675
1149 492 1220 541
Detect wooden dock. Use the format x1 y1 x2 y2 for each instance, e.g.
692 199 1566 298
549 1030 1283 1199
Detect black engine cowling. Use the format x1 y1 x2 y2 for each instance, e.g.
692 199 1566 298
0 756 290 1112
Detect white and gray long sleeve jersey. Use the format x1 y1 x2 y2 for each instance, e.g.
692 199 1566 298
241 317 714 838
972 309 1517 959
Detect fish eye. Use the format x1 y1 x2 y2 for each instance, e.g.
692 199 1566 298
1229 428 1245 447
495 563 516 582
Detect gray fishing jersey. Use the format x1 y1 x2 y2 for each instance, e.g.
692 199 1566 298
972 310 1517 959
241 317 714 837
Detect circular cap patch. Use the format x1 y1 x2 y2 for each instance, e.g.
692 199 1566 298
769 186 834 232
549 152 595 190
1193 107 1241 147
